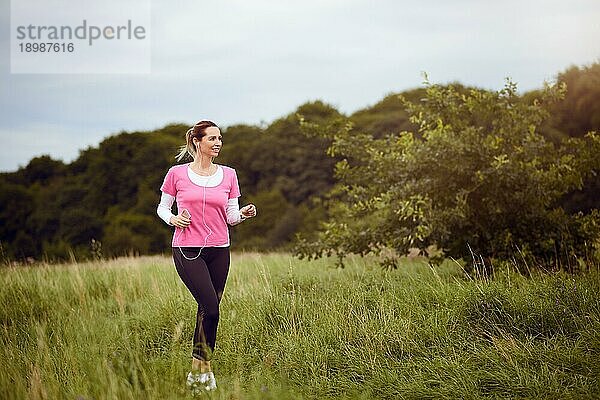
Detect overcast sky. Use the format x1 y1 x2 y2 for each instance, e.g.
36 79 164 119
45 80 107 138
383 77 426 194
1 0 599 172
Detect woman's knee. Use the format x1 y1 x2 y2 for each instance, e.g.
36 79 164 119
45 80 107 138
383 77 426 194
198 303 219 321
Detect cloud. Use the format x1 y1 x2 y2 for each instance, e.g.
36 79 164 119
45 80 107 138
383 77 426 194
1 0 599 171
0 122 107 171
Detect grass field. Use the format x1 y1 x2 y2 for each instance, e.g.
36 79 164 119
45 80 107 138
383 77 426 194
1 253 599 399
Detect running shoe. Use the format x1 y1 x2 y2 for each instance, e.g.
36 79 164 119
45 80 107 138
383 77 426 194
186 371 217 394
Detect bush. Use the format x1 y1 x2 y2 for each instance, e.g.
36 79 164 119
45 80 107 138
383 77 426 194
295 78 600 272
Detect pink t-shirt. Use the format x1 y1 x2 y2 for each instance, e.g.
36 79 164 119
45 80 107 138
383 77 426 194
160 163 241 247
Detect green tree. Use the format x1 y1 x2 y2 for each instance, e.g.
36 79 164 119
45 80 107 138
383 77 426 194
349 88 424 138
551 63 600 138
232 188 293 249
10 155 66 186
0 180 35 258
296 79 600 273
103 209 168 256
551 64 600 213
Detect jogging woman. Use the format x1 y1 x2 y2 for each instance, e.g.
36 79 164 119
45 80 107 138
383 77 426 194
156 120 256 393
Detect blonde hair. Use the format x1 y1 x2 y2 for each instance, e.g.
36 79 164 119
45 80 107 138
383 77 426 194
175 120 219 161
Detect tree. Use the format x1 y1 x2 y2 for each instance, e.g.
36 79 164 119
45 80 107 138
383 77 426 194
12 155 65 186
231 188 292 249
234 101 341 205
0 180 35 258
551 63 600 138
102 209 168 256
551 63 600 213
295 79 600 273
349 88 424 138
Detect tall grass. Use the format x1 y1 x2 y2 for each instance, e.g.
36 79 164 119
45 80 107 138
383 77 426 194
1 253 599 399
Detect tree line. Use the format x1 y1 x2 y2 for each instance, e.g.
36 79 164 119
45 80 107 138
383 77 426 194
1 63 598 267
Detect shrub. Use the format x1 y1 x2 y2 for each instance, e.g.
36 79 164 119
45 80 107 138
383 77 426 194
295 78 600 272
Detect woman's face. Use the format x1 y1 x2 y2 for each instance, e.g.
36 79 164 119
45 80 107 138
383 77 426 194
194 126 222 159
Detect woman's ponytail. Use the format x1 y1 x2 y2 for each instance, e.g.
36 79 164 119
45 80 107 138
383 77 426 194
175 127 196 161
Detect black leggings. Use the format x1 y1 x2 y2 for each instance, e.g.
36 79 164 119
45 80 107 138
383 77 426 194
172 246 230 361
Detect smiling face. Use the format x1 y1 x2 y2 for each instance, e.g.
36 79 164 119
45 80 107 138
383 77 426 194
193 126 222 159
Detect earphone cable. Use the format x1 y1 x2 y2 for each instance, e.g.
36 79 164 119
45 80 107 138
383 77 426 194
176 167 214 261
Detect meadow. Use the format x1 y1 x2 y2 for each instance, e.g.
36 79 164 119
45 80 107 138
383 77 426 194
1 253 599 399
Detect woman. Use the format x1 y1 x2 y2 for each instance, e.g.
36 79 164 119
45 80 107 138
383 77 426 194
156 120 256 393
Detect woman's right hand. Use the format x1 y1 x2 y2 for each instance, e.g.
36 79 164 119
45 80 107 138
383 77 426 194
170 212 191 229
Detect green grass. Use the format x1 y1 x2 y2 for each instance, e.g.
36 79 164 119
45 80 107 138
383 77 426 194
1 253 599 399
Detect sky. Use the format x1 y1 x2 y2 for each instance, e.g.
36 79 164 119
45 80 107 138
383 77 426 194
1 0 599 172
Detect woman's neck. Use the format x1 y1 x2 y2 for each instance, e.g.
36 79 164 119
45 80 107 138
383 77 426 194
191 157 215 173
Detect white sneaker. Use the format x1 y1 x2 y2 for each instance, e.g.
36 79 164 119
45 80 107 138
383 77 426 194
186 371 217 394
206 371 217 391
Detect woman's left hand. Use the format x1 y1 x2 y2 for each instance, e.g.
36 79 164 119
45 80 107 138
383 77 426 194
241 204 257 219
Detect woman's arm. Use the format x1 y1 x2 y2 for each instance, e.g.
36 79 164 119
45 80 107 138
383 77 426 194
227 199 257 226
157 192 176 225
226 198 244 226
